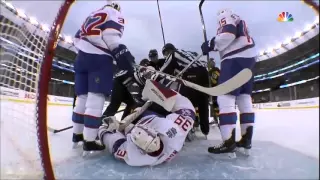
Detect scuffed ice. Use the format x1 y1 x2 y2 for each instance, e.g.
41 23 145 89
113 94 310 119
1 101 319 179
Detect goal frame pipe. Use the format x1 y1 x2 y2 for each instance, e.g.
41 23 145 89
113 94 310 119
36 0 75 179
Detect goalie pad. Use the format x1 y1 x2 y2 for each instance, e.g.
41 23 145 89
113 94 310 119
142 80 177 112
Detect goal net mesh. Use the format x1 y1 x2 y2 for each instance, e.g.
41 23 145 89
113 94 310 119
0 1 73 179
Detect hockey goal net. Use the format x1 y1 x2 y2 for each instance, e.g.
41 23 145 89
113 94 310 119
0 0 74 179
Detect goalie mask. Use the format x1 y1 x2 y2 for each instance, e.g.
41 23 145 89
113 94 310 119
130 125 161 153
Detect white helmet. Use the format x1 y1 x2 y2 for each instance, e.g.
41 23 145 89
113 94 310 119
106 1 121 12
130 125 161 153
217 9 233 17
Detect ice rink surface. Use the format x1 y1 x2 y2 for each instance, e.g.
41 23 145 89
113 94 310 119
1 100 319 179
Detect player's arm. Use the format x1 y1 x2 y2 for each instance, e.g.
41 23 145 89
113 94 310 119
158 51 178 75
98 117 157 166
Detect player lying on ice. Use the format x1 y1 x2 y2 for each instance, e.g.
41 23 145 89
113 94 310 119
98 79 195 166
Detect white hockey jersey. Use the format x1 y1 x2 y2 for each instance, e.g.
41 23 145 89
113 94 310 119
73 5 125 56
103 95 195 166
214 12 257 61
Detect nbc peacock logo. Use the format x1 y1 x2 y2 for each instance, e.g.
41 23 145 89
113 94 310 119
277 12 294 22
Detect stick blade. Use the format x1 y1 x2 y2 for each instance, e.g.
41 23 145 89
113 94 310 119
181 68 252 97
208 68 253 96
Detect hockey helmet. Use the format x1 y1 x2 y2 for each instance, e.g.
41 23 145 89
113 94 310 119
217 9 233 17
107 2 121 12
130 125 161 153
148 49 158 58
140 58 150 66
209 58 216 67
162 43 176 57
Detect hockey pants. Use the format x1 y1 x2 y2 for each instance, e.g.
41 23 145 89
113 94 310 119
179 67 210 135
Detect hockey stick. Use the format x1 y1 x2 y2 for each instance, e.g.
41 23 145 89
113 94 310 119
48 109 125 134
118 54 204 130
157 0 166 45
135 65 252 96
198 0 214 105
119 68 252 130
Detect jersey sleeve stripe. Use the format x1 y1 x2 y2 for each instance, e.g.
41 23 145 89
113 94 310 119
100 21 124 33
220 24 237 36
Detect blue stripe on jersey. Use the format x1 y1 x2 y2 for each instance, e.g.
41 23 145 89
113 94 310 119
112 138 126 154
175 109 196 121
99 20 123 33
221 24 237 36
221 39 255 59
74 29 81 38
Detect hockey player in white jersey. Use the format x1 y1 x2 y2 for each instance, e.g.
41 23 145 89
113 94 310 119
98 80 195 166
201 9 256 155
72 2 136 154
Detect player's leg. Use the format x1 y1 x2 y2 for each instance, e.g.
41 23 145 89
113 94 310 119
72 51 89 146
210 96 219 125
83 53 114 153
103 78 130 118
208 58 241 156
196 68 210 136
235 57 256 155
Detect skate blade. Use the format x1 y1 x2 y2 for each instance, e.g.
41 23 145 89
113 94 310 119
82 151 93 157
236 147 251 156
72 142 82 149
186 132 196 142
208 151 237 159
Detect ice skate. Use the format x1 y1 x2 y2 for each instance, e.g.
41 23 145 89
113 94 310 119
72 133 84 149
208 129 236 158
186 127 196 142
82 141 105 157
236 126 253 156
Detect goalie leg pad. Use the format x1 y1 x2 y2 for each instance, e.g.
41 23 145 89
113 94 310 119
72 94 87 134
142 80 178 112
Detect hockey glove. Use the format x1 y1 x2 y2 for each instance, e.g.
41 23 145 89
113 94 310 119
98 116 119 144
201 37 216 55
112 44 135 74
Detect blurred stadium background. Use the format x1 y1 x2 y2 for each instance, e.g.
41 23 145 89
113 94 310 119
0 0 319 103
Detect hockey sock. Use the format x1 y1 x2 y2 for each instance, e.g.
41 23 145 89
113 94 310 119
72 112 84 134
219 112 237 141
84 116 101 141
72 94 87 135
240 113 255 136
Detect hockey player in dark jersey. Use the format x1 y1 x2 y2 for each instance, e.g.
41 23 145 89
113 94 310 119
148 49 165 70
157 43 210 136
102 60 148 120
208 58 220 125
102 59 169 122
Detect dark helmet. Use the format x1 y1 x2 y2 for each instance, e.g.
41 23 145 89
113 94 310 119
139 58 149 66
148 49 158 58
162 43 176 55
209 58 216 67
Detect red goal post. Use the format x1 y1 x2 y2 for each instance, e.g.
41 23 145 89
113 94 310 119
35 1 75 179
0 0 74 179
